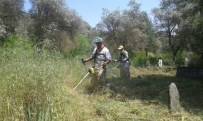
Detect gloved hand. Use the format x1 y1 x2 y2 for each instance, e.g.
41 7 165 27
88 68 94 73
102 62 107 68
81 59 86 64
113 60 117 62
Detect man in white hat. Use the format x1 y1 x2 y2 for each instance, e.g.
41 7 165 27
82 36 111 92
114 45 130 79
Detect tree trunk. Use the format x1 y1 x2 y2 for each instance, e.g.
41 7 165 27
201 53 203 67
172 51 177 66
200 0 203 16
145 48 150 66
145 48 148 57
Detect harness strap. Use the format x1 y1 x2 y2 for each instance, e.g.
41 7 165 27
94 46 105 62
119 50 129 62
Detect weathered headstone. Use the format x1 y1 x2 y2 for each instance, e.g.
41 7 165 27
184 57 189 66
169 82 180 113
158 59 163 67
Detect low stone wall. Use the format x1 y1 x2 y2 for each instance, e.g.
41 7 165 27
176 66 203 78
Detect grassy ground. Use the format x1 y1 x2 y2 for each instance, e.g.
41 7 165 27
67 65 203 121
0 35 202 120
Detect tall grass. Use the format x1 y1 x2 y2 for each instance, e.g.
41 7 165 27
0 35 87 120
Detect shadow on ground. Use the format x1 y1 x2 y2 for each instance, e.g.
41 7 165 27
105 74 203 113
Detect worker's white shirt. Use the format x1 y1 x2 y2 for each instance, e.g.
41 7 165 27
119 50 128 62
91 47 111 65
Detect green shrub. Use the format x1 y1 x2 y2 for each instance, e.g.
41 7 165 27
2 34 32 49
147 52 158 66
63 33 90 58
157 52 173 66
189 53 202 67
175 51 183 66
131 51 146 67
77 33 89 48
175 51 203 67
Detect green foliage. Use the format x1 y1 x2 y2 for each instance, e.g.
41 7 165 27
191 17 203 55
176 51 186 66
0 0 23 33
189 53 203 67
2 34 32 49
175 51 195 66
1 35 203 120
156 52 173 66
30 0 82 47
131 51 146 67
98 0 157 52
63 47 90 58
147 52 158 66
77 33 89 48
131 52 160 67
63 33 90 58
0 35 86 120
130 51 200 67
174 51 203 67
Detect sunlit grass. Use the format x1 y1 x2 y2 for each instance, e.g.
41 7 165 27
65 66 203 121
0 36 202 120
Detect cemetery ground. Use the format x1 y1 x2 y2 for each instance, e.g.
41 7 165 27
67 66 203 121
0 45 202 120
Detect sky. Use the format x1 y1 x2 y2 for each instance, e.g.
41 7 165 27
24 0 160 27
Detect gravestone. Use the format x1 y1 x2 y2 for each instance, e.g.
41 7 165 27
184 57 189 66
169 82 180 113
158 59 163 67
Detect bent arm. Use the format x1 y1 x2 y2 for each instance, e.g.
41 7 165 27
102 48 111 66
84 56 93 62
122 51 129 61
83 48 97 63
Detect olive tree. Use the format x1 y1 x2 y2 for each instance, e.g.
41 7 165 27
189 0 203 61
97 9 122 43
152 0 191 64
0 0 24 35
97 0 154 52
153 0 203 65
29 0 82 50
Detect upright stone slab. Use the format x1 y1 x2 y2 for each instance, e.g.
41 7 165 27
158 59 163 67
169 82 180 113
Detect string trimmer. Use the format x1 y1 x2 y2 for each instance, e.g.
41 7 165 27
72 68 94 91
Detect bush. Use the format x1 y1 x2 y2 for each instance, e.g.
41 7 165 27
156 52 173 66
131 51 146 67
147 52 158 66
175 51 203 67
2 34 32 49
189 53 203 67
63 33 90 58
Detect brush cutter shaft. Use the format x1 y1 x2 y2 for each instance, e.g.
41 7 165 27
83 63 88 72
73 72 90 90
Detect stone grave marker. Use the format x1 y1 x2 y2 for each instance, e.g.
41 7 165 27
158 59 163 67
169 82 180 113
